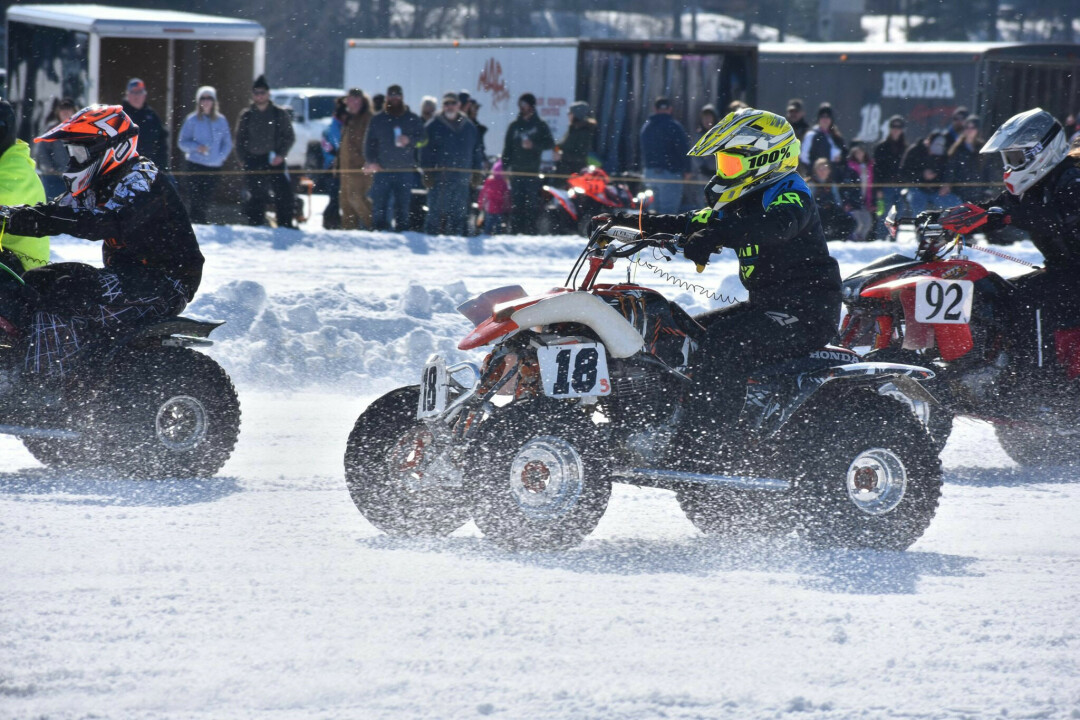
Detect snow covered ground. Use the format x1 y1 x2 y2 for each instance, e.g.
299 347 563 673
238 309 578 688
2 211 1079 719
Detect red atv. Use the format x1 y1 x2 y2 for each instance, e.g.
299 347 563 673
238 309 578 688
539 167 653 236
838 207 1080 465
345 225 941 550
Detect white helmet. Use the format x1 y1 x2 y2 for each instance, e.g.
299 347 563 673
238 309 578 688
981 108 1068 197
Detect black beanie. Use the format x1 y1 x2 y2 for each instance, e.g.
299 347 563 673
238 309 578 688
252 75 270 92
518 93 537 108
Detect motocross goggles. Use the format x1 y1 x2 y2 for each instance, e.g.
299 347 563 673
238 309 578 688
1000 148 1029 170
714 150 749 179
65 143 91 164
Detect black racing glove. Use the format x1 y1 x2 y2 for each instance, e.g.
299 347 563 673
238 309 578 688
2 205 56 238
681 230 718 272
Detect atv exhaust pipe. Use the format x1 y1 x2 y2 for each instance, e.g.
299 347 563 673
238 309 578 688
622 468 790 491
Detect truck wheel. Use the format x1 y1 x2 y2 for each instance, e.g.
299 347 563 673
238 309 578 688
781 390 942 551
994 423 1080 467
98 348 241 478
676 487 793 539
466 401 611 550
344 386 470 537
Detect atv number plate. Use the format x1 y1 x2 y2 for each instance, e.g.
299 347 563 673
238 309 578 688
914 279 973 325
536 343 611 398
417 356 448 419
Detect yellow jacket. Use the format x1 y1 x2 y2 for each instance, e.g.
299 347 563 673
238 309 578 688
0 140 48 270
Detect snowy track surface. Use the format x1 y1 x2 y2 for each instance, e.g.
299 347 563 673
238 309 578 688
2 220 1078 718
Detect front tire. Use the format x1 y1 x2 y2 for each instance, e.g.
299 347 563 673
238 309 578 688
466 401 611 550
344 386 470 536
778 389 942 550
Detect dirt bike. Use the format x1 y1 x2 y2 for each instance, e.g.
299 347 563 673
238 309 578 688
0 265 240 478
345 225 942 551
838 207 1080 465
538 167 653 236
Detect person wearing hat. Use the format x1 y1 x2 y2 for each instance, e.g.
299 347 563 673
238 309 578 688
177 86 233 224
945 106 970 146
234 75 297 228
501 92 554 234
0 99 48 274
460 91 487 159
872 114 909 230
364 84 424 230
785 98 809 141
419 91 483 235
799 102 847 174
122 78 170 170
947 115 990 203
639 96 691 214
338 87 374 230
554 101 596 177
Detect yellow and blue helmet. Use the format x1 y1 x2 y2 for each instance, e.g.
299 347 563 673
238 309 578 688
688 108 800 209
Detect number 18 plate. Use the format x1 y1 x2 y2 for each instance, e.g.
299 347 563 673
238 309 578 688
536 343 611 398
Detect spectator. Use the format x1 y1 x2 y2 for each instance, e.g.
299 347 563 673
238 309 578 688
786 98 809 141
872 114 908 221
901 130 962 215
1065 111 1080 144
810 158 856 240
944 106 969 146
0 99 48 273
338 87 373 230
177 86 233 225
947 115 989 203
727 100 749 113
501 92 554 234
364 84 424 231
122 78 170 170
234 75 296 228
320 97 347 229
460 91 488 160
554 101 597 177
420 96 438 124
843 143 874 241
800 103 847 174
371 94 385 115
477 159 511 235
33 97 76 199
690 103 719 181
420 91 483 236
639 96 690 214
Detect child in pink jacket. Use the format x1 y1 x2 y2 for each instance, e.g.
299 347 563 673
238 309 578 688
477 160 512 234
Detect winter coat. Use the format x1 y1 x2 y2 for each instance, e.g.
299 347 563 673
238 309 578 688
122 102 170 170
555 119 597 176
901 134 949 191
637 172 841 306
338 109 372 173
477 164 512 214
321 117 343 169
0 140 49 270
947 138 989 202
844 159 874 210
500 114 554 174
420 114 483 172
6 157 203 298
800 127 846 168
177 113 233 168
872 136 907 185
234 102 295 165
639 113 690 174
364 107 425 170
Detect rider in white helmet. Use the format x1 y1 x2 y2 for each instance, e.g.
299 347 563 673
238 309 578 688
940 107 1080 367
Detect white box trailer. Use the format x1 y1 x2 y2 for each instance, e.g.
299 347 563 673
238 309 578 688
344 38 757 173
6 4 265 167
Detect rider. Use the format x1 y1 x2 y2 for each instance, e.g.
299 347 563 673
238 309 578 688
0 104 204 378
593 108 842 447
940 108 1080 364
0 100 49 274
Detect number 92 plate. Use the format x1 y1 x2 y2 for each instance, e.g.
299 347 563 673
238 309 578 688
913 278 974 325
536 343 611 398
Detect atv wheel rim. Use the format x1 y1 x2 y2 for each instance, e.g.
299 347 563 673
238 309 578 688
508 436 584 521
155 395 209 452
845 448 907 516
387 427 436 488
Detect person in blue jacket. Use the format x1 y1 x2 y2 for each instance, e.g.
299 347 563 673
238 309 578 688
177 86 233 224
419 92 483 236
640 97 691 213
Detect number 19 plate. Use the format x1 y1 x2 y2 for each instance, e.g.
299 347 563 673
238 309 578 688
536 343 611 398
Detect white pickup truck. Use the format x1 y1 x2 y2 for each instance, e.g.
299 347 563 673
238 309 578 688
271 87 343 170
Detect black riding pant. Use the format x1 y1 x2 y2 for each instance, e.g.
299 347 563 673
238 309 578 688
1004 267 1080 369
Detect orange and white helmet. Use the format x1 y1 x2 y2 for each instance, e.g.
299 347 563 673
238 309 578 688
34 104 139 196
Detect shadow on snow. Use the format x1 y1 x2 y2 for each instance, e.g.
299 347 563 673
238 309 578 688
0 466 242 507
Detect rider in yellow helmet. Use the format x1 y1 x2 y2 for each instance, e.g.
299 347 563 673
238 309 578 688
592 107 842 455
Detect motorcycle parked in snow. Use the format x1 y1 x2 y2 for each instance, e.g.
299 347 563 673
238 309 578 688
538 167 653 237
345 226 942 550
838 208 1080 465
0 266 240 477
